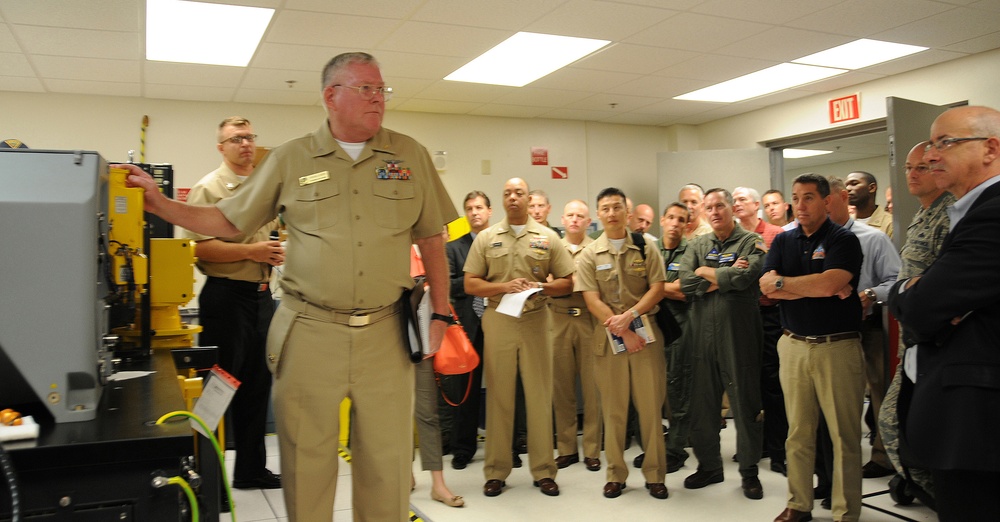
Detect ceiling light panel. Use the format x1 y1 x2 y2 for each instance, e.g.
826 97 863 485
792 38 927 70
146 0 274 67
445 32 611 87
674 63 846 103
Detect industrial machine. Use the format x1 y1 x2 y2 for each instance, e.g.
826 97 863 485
0 149 200 424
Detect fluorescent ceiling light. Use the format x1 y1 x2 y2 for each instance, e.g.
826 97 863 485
445 32 611 87
783 149 834 159
674 63 847 103
146 0 274 67
793 39 927 70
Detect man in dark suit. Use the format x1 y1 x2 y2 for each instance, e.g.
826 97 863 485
444 190 492 469
889 105 1000 522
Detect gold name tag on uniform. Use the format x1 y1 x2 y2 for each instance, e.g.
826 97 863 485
299 171 330 186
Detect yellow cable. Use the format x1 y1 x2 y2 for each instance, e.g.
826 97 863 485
156 410 236 522
166 476 199 521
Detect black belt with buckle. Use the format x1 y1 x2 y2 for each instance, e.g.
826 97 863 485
551 304 585 317
783 329 861 344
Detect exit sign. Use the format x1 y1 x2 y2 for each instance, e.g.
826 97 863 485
829 93 861 124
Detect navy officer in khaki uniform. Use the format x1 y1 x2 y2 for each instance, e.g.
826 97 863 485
121 52 457 522
464 177 574 498
575 187 669 500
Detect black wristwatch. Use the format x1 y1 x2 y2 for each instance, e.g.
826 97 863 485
431 313 454 325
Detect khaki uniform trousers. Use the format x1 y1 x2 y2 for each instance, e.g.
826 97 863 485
269 303 413 522
779 334 865 522
482 306 558 482
550 303 602 459
594 323 667 484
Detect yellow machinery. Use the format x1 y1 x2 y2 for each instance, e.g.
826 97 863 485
105 167 202 350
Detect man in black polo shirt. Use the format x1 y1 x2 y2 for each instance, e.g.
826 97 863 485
759 174 864 522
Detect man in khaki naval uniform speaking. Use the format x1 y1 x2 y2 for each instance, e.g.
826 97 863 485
121 52 457 522
464 177 574 498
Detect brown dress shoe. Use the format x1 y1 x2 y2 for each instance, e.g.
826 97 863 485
584 457 601 472
555 454 579 468
483 479 505 497
773 507 812 521
533 478 560 496
603 481 625 498
646 482 669 499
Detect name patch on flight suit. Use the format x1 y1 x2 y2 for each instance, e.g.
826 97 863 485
705 248 720 261
376 159 411 180
667 262 681 272
718 252 736 264
812 244 826 260
299 171 330 186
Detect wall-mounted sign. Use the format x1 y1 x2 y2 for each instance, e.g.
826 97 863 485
531 147 548 165
829 93 861 124
551 166 568 179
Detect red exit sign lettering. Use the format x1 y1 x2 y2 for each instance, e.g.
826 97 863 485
829 94 861 124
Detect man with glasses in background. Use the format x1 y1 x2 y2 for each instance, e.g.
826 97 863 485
182 117 284 495
123 53 457 522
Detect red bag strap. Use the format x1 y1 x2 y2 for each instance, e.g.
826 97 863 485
435 371 473 407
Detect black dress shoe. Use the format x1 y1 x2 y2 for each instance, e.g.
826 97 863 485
813 485 831 499
770 461 787 476
232 469 281 490
633 453 645 468
512 453 523 468
533 478 559 496
584 457 601 472
820 497 831 510
667 455 685 473
742 476 764 500
452 454 471 470
862 460 894 478
683 468 724 489
646 482 669 499
555 454 579 468
483 479 505 497
603 481 625 498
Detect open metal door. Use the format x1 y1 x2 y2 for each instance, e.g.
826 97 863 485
657 148 770 220
886 97 952 250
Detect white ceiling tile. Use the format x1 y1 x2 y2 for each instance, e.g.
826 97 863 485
608 75 711 99
144 62 246 87
529 67 643 92
491 87 593 108
413 81 512 103
0 24 20 52
792 70 884 93
251 43 348 73
626 12 772 52
469 104 554 119
144 84 236 102
234 88 321 106
0 0 139 30
14 25 138 60
571 43 700 75
653 54 779 83
32 55 139 82
563 92 661 112
714 28 853 62
525 0 678 41
632 97 725 118
393 99 483 114
0 51 33 76
970 0 1000 11
0 75 44 92
377 21 510 58
943 31 1000 54
282 0 424 17
598 111 671 126
240 68 318 91
872 7 1000 48
45 78 140 97
411 0 564 30
375 51 469 81
538 107 620 121
692 0 852 24
267 10 397 48
857 49 966 76
785 0 953 37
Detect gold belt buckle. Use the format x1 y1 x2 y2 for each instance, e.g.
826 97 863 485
348 314 371 327
567 307 582 317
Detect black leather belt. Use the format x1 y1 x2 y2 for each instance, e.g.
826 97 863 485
783 329 860 344
207 276 269 292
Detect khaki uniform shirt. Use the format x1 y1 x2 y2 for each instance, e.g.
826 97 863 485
574 233 667 346
463 217 574 314
216 122 457 311
862 204 894 238
553 235 594 309
182 163 275 283
685 219 712 240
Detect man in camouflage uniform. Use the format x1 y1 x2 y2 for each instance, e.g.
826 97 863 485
877 141 955 500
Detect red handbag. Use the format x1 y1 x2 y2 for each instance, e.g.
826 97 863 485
433 304 480 406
